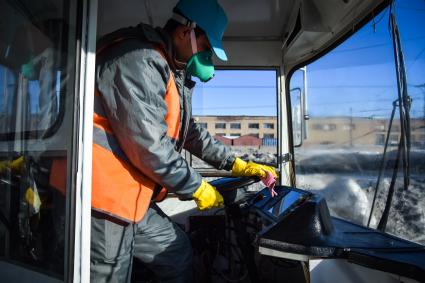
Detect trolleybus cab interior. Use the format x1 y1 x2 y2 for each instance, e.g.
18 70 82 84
0 0 424 282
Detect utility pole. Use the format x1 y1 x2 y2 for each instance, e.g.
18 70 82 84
350 107 353 147
300 66 309 140
421 85 425 120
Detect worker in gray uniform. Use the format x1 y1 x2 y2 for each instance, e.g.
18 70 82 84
91 0 277 282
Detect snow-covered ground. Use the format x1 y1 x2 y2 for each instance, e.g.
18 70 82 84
297 173 425 244
189 146 425 245
295 147 425 245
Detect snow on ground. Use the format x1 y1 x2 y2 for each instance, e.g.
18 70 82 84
190 146 425 245
294 147 425 244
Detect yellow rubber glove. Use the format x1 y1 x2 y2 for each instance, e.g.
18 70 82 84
0 160 10 173
0 156 25 173
10 156 25 171
25 186 41 213
192 180 224 210
231 158 278 178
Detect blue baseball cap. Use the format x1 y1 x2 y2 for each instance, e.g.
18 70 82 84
175 0 228 61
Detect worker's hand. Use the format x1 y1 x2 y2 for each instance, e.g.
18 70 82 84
25 186 41 214
192 180 224 210
0 160 9 173
0 156 25 173
10 156 25 171
230 158 277 179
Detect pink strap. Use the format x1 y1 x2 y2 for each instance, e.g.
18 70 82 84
261 171 277 197
190 29 198 54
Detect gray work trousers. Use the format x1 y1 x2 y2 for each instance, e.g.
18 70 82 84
90 204 193 283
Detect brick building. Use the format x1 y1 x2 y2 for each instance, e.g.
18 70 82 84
194 115 277 139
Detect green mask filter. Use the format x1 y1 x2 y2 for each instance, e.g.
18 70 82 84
21 56 37 80
186 50 215 82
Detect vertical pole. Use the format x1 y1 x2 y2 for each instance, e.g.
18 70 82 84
301 66 308 140
350 107 353 147
74 0 97 282
421 88 424 118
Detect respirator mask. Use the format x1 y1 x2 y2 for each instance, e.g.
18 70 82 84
186 29 214 82
173 13 215 82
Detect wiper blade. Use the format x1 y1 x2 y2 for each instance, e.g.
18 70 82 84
369 10 412 231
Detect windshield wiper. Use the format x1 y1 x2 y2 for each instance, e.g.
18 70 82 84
367 8 412 231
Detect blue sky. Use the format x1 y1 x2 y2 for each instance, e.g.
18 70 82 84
192 0 425 119
192 70 277 116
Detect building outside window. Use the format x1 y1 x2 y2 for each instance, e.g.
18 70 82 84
376 133 385 145
313 123 337 131
389 134 399 145
215 123 226 129
198 122 208 129
230 123 241 129
190 70 278 170
264 123 274 129
263 133 274 138
248 123 259 129
342 124 355 130
375 124 385 131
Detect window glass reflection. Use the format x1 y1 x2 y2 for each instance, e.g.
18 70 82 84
0 0 78 280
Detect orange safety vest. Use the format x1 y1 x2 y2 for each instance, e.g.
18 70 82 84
92 47 180 223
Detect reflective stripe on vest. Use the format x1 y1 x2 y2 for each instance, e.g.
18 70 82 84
92 62 180 223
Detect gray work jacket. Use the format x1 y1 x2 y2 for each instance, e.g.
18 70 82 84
95 23 235 198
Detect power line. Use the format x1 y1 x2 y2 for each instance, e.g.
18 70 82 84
200 85 275 89
408 46 425 71
308 84 396 89
307 85 425 90
355 108 395 113
201 84 396 90
193 105 275 110
330 35 425 54
398 6 425 12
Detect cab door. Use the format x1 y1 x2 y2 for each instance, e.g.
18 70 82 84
0 0 96 282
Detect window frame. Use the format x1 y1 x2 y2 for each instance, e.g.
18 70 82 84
263 123 275 129
215 122 226 129
188 67 280 176
230 123 241 129
248 123 260 129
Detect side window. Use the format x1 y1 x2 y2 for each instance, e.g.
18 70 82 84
290 0 425 245
0 0 79 281
188 70 278 177
0 15 66 139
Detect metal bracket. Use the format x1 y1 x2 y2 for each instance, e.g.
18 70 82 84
281 153 293 163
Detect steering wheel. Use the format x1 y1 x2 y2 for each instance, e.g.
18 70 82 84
210 176 260 193
209 176 261 205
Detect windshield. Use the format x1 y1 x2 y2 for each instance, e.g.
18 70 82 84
290 0 425 244
187 69 278 185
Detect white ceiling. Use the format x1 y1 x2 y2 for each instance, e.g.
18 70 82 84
97 0 293 38
97 0 389 71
